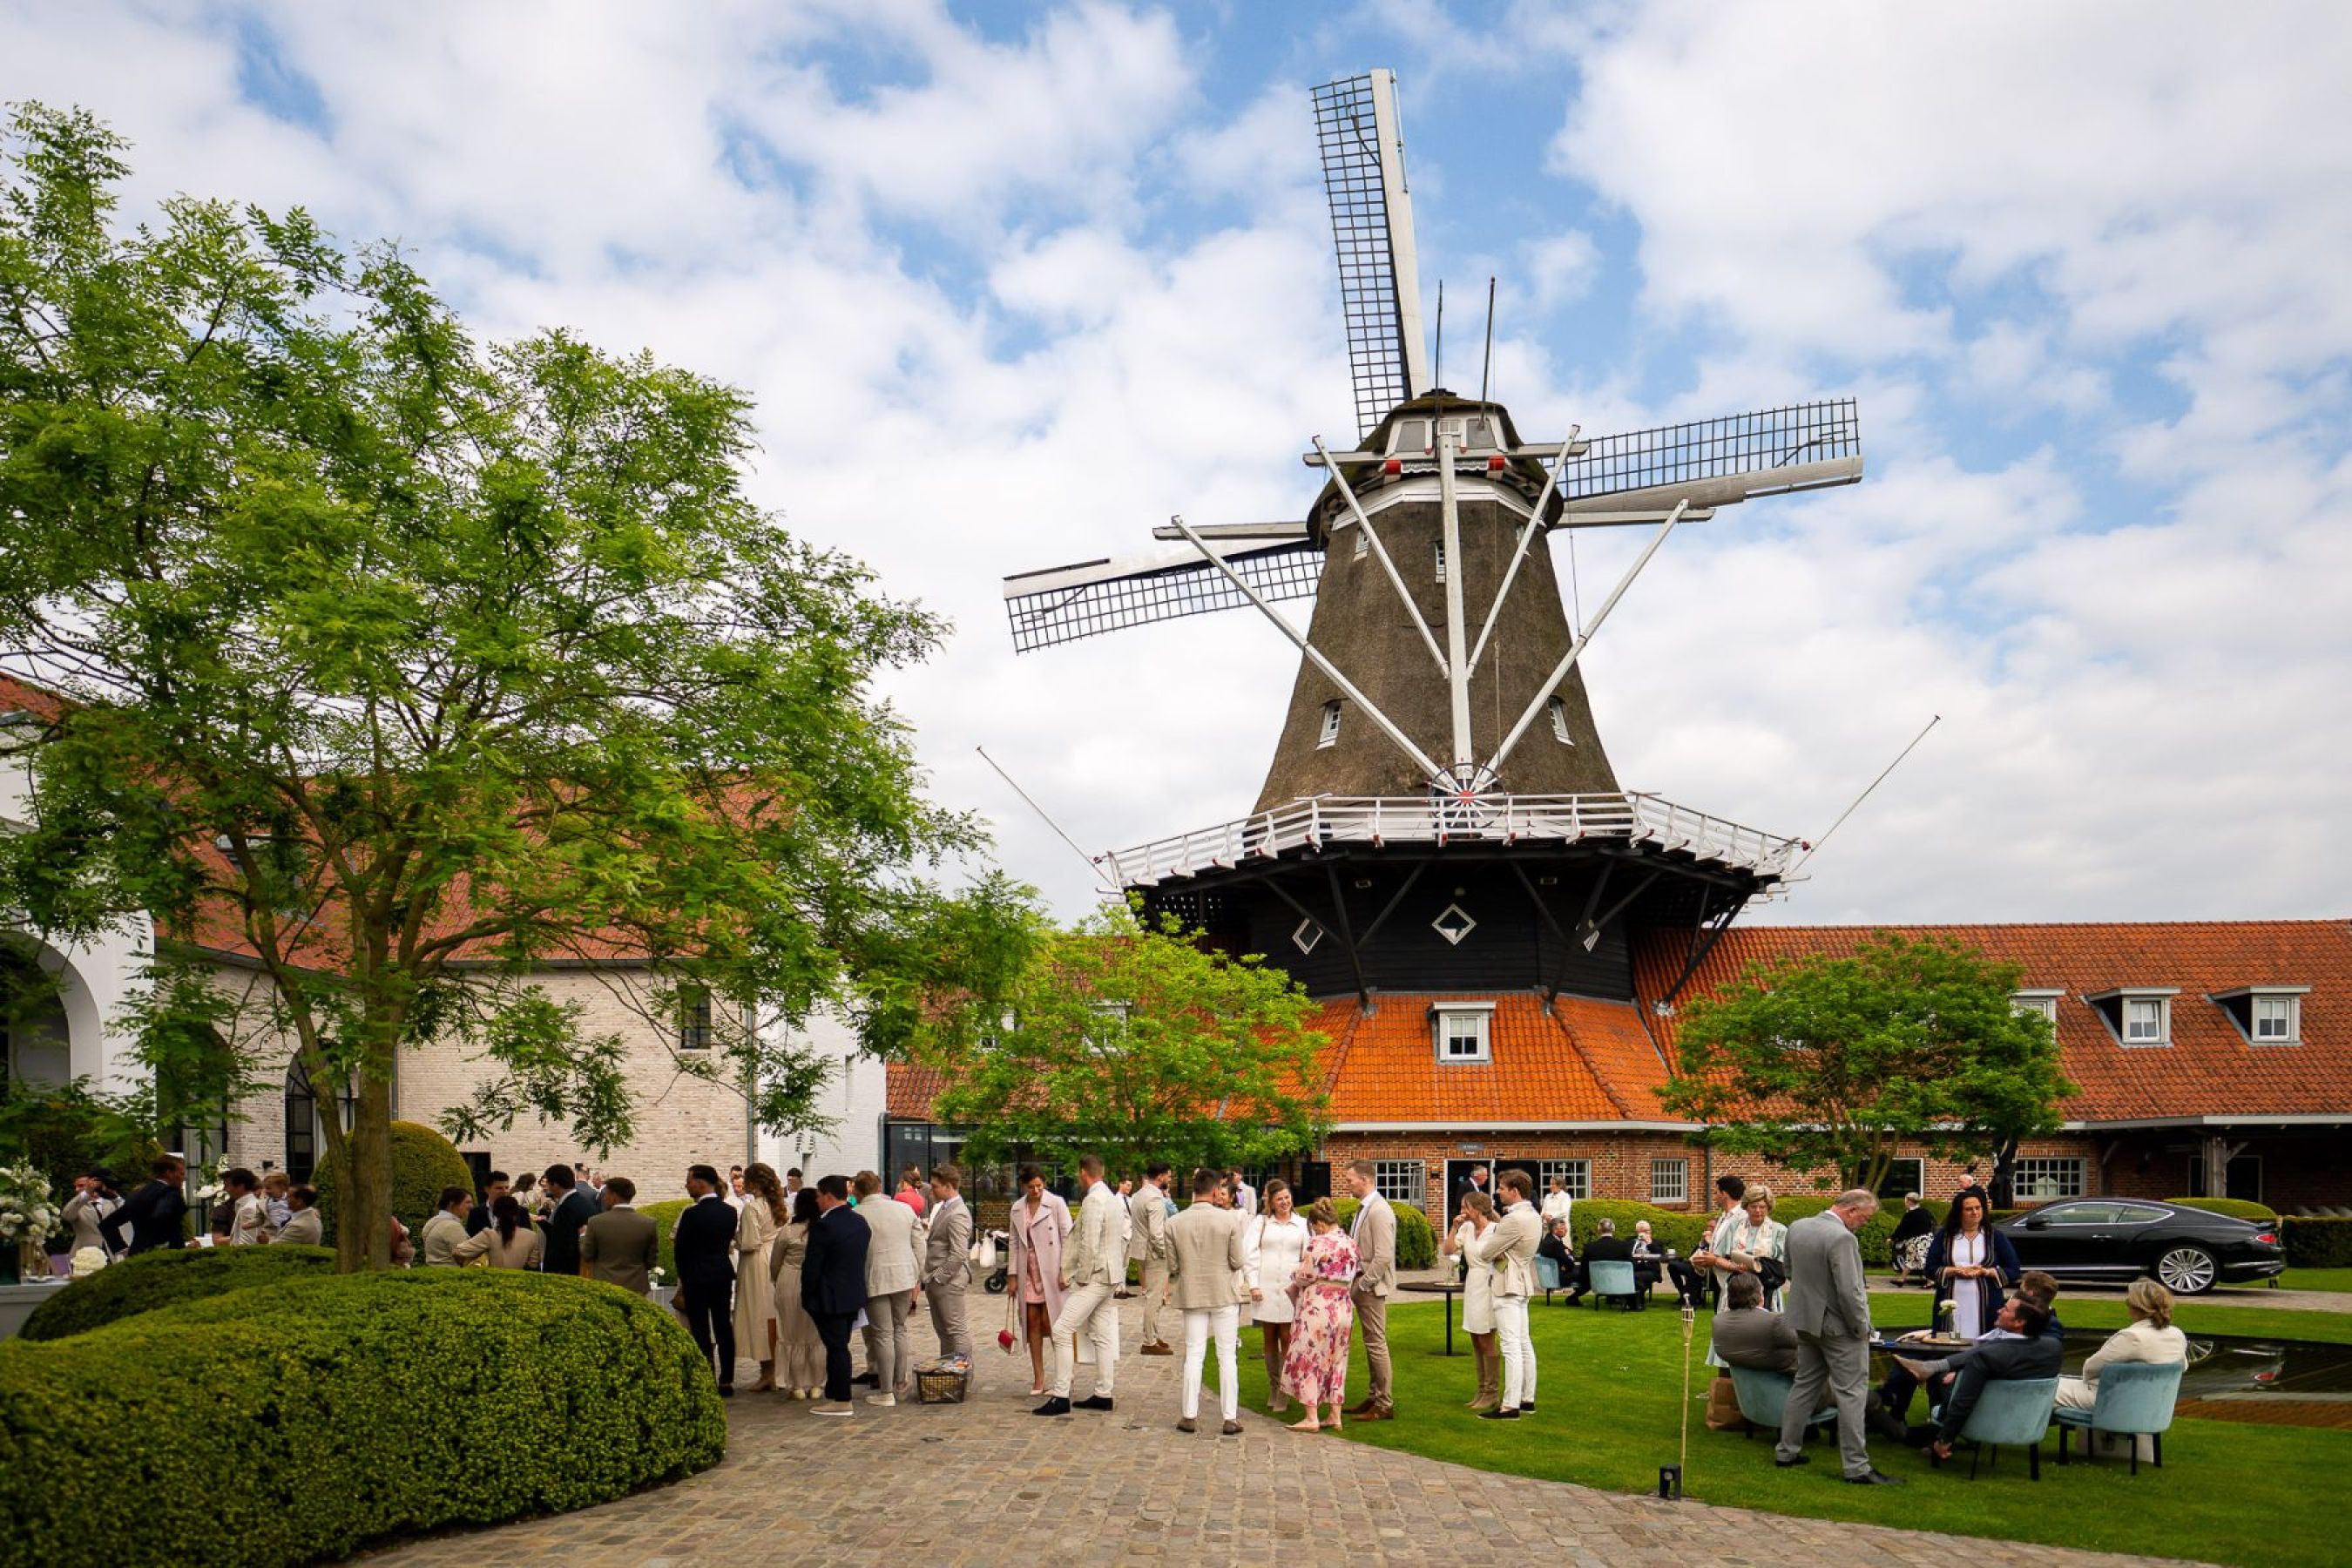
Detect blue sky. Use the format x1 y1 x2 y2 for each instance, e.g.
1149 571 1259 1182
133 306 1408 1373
7 0 2349 925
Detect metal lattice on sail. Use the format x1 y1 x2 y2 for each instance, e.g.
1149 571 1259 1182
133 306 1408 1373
1004 541 1323 653
1557 400 1862 516
1313 71 1428 441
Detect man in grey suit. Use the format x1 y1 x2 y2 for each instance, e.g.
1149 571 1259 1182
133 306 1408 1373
1128 1161 1176 1355
1342 1159 1397 1420
853 1169 923 1405
1710 1272 1798 1371
923 1163 975 1364
580 1176 659 1295
1777 1188 1903 1485
1166 1166 1247 1434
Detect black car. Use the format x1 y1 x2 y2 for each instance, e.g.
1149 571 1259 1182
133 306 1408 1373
1997 1199 2285 1294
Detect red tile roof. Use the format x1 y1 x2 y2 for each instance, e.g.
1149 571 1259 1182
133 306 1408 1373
1635 921 2352 1125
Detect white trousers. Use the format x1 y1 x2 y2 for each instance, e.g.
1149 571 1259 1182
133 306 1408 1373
1049 1281 1119 1398
1494 1295 1536 1409
1182 1303 1240 1422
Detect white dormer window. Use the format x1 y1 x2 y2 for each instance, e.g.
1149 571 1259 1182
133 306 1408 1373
1432 1003 1494 1064
2085 988 2177 1047
1317 700 1342 748
1548 696 1573 745
2212 986 2308 1045
1352 526 1369 560
2254 996 2296 1039
2011 990 2062 1024
1433 542 1447 584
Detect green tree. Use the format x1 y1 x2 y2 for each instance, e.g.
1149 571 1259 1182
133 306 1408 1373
0 106 1028 1269
1659 930 2074 1194
914 906 1329 1178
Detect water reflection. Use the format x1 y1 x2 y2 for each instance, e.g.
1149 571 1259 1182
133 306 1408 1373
1873 1327 2352 1416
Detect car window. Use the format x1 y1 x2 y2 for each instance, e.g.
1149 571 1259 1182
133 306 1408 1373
2111 1205 2170 1225
2039 1202 2117 1224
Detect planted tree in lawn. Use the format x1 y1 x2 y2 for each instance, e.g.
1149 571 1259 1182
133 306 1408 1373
1659 930 2073 1196
0 106 1028 1268
915 906 1330 1178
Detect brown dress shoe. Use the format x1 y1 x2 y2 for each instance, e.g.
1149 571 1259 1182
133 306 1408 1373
1141 1342 1175 1356
1220 1420 1243 1436
1357 1403 1395 1422
1342 1398 1376 1416
1176 1416 1197 1433
1468 1394 1499 1412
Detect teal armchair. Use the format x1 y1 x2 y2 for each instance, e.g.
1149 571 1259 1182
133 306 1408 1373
1726 1364 1836 1442
2056 1360 2183 1475
1585 1258 1639 1310
1941 1375 2058 1479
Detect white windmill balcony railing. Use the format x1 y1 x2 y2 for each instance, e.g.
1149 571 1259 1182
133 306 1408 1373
1101 793 1802 889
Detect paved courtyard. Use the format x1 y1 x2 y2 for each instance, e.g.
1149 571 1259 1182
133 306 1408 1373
365 1294 2206 1568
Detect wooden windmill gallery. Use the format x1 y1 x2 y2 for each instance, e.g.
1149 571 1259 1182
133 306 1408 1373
997 70 1867 1199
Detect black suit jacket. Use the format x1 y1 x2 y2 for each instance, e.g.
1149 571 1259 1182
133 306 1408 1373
801 1205 870 1319
539 1187 599 1276
1584 1235 1634 1265
672 1193 739 1293
99 1179 187 1256
1934 1331 2064 1440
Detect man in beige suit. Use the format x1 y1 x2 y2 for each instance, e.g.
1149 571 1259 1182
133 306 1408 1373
580 1176 659 1295
1470 1168 1541 1418
1166 1166 1247 1434
923 1164 974 1364
1036 1153 1121 1416
1343 1159 1396 1420
1128 1161 1176 1355
853 1169 923 1406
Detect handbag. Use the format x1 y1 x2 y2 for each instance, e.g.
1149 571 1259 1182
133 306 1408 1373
997 1288 1018 1353
1756 1255 1788 1296
1704 1370 1744 1431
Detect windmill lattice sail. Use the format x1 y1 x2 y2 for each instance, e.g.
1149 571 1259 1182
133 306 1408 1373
1313 71 1429 441
1004 539 1321 653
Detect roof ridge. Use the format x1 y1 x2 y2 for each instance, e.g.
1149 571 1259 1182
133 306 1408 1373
1317 1000 1366 1098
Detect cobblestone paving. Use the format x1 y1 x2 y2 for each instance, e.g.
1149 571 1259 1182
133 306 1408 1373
367 1294 2207 1568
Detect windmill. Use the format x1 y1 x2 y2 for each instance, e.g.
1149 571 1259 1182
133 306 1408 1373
1001 71 1864 1009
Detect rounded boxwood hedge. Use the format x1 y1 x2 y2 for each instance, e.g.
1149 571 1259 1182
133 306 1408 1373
0 1269 727 1568
1330 1197 1436 1269
2283 1215 2352 1268
313 1118 476 1241
639 1197 689 1281
2164 1195 2279 1222
17 1244 337 1342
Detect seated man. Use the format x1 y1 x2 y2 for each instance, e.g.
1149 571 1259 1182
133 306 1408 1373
1914 1296 2064 1461
1570 1218 1637 1304
1709 1272 1798 1372
1875 1268 2062 1438
1537 1217 1575 1277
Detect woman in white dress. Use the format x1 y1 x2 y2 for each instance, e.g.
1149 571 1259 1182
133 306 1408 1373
1443 1190 1501 1409
1243 1178 1312 1414
734 1162 785 1391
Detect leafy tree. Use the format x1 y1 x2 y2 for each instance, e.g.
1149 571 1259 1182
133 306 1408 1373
913 906 1330 1178
1659 930 2074 1195
0 106 1028 1268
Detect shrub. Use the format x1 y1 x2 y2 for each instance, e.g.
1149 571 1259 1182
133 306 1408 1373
2164 1195 2279 1222
640 1197 689 1281
0 1269 727 1568
2283 1215 2352 1268
1328 1197 1436 1269
1771 1194 1951 1267
18 1244 336 1342
1566 1199 1713 1258
313 1119 476 1242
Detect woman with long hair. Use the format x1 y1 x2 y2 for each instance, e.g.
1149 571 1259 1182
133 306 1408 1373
1281 1198 1360 1433
1243 1179 1311 1416
1005 1165 1072 1396
1923 1185 2019 1339
767 1186 827 1397
452 1193 543 1269
736 1162 787 1391
1443 1189 1501 1409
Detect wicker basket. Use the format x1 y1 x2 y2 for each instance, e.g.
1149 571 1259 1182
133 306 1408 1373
914 1364 970 1404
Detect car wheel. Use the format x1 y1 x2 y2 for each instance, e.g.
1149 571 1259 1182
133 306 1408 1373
2156 1245 2217 1294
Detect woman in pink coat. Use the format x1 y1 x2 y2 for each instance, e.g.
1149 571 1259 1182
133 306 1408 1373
1004 1166 1072 1396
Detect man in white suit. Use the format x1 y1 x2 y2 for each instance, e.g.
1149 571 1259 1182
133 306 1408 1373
1036 1153 1122 1416
853 1169 923 1406
1470 1168 1542 1418
1128 1161 1176 1355
1166 1166 1247 1435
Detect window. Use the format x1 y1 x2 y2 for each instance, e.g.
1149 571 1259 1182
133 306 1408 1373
1352 526 1369 560
2011 1157 2085 1200
1548 696 1574 745
1317 700 1342 748
2213 987 2306 1044
2087 988 2176 1046
1538 1159 1591 1200
2011 990 2061 1024
2123 998 2164 1041
1462 416 1497 450
1650 1158 1689 1204
1433 542 1447 584
1374 1159 1424 1206
1876 1158 1924 1201
1085 1001 1131 1052
2253 995 2297 1040
1433 1005 1491 1063
1394 418 1431 454
678 985 714 1051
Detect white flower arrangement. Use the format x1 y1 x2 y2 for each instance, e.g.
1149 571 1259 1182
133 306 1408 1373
648 1266 668 1287
0 1161 61 1247
190 1153 235 1205
70 1245 111 1278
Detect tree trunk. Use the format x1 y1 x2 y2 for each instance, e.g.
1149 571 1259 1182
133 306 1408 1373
335 1078 395 1271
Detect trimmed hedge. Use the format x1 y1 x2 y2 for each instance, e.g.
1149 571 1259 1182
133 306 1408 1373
17 1244 337 1342
2165 1195 2279 1222
314 1119 476 1241
640 1197 689 1281
1561 1195 1954 1269
0 1269 727 1568
2283 1215 2352 1268
1330 1197 1436 1269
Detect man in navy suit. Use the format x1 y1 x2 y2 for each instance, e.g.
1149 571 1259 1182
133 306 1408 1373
801 1173 870 1416
537 1164 600 1278
672 1165 741 1396
99 1154 188 1256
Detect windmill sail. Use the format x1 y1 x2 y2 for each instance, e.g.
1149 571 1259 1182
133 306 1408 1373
1554 399 1862 522
1004 537 1322 653
1313 71 1429 441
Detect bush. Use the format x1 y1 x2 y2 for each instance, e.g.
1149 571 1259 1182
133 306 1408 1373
2165 1195 2279 1222
1773 1194 1950 1268
1567 1200 1713 1258
18 1244 336 1342
1329 1197 1436 1269
0 1269 727 1568
640 1197 689 1281
2283 1215 2352 1268
313 1119 476 1242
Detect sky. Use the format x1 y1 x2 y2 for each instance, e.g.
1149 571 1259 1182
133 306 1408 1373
5 0 2349 926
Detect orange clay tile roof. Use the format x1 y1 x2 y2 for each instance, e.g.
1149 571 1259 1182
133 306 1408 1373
1635 921 2352 1125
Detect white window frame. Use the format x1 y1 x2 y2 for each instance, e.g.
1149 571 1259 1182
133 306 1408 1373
2011 989 2062 1024
1538 1159 1591 1200
1433 541 1447 585
2122 997 2166 1043
1373 1159 1425 1206
2011 1157 2085 1200
2087 987 2176 1047
1432 1003 1494 1064
1352 525 1369 560
1317 700 1342 749
1084 1000 1130 1053
1548 696 1573 745
1650 1158 1689 1205
2252 994 2299 1042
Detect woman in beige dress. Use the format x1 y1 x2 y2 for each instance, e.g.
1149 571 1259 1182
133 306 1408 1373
452 1195 544 1269
1443 1190 1501 1409
735 1162 785 1391
768 1187 827 1397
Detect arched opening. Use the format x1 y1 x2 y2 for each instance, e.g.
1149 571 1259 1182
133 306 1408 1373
0 942 72 1094
283 1057 360 1185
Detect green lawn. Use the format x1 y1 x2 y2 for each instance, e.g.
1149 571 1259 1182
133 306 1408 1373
1234 1300 2347 1568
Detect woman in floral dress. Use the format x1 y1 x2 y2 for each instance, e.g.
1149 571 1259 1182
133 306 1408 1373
1281 1198 1360 1432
